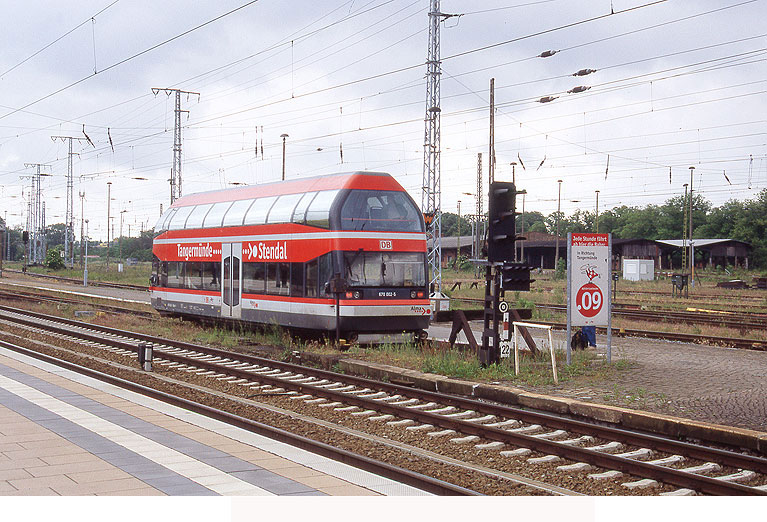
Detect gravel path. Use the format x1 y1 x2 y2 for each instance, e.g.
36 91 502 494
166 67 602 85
512 332 767 433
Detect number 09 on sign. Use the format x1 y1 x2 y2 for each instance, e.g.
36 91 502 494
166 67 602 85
575 282 603 318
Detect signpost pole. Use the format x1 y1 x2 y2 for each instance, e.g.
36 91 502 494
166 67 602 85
607 233 612 363
566 233 572 365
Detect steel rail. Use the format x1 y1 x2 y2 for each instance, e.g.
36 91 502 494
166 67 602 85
1 305 765 495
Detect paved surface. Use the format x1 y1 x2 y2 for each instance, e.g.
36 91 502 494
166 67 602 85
0 349 427 496
431 324 767 433
3 273 767 433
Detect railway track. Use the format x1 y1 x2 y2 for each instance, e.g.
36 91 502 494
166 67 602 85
3 268 147 292
1 303 766 496
0 288 156 319
451 297 767 350
538 303 767 331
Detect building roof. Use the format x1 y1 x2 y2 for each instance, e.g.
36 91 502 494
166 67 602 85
438 236 475 249
656 239 752 249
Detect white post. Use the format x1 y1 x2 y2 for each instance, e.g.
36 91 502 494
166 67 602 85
513 324 520 375
548 329 558 384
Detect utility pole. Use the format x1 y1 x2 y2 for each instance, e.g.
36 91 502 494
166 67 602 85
151 88 200 204
119 209 127 261
595 190 600 233
79 192 85 265
51 135 88 268
555 179 563 270
688 166 695 287
106 182 112 271
489 78 495 185
456 200 461 265
422 0 454 302
682 183 688 273
476 153 483 265
281 133 289 180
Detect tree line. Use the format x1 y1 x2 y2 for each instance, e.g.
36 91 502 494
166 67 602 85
3 188 766 267
0 223 155 265
441 188 767 268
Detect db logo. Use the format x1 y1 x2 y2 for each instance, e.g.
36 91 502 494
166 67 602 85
575 282 603 318
380 240 393 250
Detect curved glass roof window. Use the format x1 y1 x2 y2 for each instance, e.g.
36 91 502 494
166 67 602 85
340 190 423 232
155 207 176 232
305 190 339 229
203 201 234 228
167 205 195 230
222 199 255 227
184 203 213 229
267 193 303 224
291 192 317 223
243 196 278 226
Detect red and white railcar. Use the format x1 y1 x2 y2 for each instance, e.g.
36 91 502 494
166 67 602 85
150 171 431 339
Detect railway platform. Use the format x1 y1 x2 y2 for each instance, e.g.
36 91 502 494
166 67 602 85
0 349 428 496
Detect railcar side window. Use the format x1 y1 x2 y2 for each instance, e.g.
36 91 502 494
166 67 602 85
267 194 303 224
305 190 339 229
243 196 278 226
290 263 304 297
242 262 266 294
305 259 318 297
185 262 203 289
185 204 213 230
266 262 290 295
166 261 185 288
201 262 221 291
222 199 255 227
167 206 195 230
204 202 233 228
305 253 333 297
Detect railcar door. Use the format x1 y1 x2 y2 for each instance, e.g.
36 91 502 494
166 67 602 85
221 243 242 319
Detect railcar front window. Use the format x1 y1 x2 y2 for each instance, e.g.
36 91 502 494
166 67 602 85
340 190 423 232
343 252 425 287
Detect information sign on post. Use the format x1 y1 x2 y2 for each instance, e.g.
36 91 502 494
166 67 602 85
567 233 612 364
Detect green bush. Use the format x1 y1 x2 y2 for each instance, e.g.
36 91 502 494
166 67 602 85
44 249 65 270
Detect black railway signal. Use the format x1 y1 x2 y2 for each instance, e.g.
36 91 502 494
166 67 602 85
488 181 517 263
501 262 535 292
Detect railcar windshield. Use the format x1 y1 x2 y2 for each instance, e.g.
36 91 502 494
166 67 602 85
340 190 423 232
343 251 426 287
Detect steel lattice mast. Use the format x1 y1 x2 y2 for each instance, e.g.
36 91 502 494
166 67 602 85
51 135 88 267
422 0 445 297
152 88 199 204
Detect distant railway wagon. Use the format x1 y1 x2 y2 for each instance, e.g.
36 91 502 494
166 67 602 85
150 171 431 340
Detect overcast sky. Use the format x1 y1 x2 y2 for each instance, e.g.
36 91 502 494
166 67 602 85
1 0 765 240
